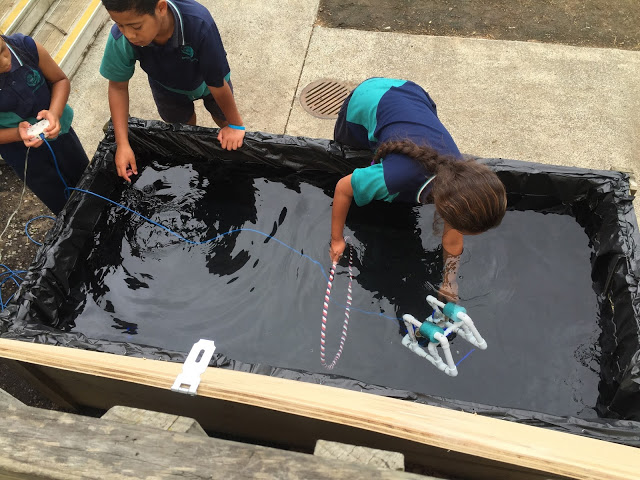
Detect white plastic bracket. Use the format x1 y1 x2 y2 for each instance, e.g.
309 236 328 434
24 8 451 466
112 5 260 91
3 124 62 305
171 339 216 396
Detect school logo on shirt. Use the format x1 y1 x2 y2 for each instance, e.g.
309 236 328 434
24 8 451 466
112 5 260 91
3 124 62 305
181 45 197 62
26 69 44 91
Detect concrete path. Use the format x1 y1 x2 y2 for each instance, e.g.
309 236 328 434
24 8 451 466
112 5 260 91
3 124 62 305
69 0 639 210
287 27 640 173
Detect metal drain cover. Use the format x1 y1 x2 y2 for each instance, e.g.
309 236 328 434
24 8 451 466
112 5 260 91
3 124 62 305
299 79 351 119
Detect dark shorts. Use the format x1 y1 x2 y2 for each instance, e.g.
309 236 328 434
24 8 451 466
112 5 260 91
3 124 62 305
333 90 353 145
148 79 234 124
0 127 89 214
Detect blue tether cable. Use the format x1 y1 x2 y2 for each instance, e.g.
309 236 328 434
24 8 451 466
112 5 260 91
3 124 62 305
40 132 402 321
25 215 56 246
41 135 69 198
65 184 406 322
0 264 27 312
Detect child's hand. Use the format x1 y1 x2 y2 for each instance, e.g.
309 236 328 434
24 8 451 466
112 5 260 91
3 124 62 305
115 143 138 183
18 122 44 148
329 237 346 265
218 126 244 151
37 110 61 140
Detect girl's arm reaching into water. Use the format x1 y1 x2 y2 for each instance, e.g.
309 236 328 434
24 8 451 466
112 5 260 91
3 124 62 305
440 223 464 303
330 174 354 264
330 175 468 302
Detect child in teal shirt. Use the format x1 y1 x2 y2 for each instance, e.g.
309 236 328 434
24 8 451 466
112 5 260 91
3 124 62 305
331 78 507 302
100 0 245 182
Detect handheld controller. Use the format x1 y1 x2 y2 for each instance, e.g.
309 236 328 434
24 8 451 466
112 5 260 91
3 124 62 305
26 119 50 139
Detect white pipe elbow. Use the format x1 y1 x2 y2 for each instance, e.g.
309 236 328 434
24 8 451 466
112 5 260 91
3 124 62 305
426 295 445 309
446 366 459 377
402 314 422 329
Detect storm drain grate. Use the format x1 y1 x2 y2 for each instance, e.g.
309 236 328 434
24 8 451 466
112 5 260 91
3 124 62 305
299 80 351 119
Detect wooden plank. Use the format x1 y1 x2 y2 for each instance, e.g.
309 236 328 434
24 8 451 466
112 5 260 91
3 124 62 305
0 400 425 480
314 440 405 472
0 0 27 32
31 0 84 54
101 405 207 437
0 387 24 408
0 0 21 25
13 363 556 480
54 1 109 78
0 338 637 480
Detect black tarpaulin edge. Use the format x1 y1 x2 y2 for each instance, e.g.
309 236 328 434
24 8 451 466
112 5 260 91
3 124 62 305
1 119 639 445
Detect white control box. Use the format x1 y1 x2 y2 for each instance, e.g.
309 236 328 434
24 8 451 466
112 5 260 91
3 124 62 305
26 119 50 139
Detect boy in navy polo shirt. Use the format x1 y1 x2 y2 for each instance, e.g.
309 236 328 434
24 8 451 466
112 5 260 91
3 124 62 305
100 0 244 182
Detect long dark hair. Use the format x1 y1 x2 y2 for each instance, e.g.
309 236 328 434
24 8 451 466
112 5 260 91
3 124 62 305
373 139 507 234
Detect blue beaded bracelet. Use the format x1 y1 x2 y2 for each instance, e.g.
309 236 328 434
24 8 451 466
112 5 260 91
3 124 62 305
228 124 245 130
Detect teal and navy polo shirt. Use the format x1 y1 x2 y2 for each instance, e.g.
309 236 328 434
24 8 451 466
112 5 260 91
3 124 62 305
336 78 462 206
100 0 230 99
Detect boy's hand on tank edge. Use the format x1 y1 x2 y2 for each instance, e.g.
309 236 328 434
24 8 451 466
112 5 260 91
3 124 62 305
330 237 346 265
18 122 44 148
115 144 138 183
218 126 244 151
37 110 61 140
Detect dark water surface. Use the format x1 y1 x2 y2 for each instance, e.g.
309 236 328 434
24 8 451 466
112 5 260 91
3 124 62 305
66 158 600 418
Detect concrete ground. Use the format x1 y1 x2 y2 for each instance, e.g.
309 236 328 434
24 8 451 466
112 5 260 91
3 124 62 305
70 0 639 215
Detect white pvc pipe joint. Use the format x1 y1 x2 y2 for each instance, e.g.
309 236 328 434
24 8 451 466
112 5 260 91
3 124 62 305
433 332 458 377
426 294 445 310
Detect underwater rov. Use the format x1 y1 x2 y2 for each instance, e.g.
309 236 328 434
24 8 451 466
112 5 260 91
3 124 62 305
402 295 487 377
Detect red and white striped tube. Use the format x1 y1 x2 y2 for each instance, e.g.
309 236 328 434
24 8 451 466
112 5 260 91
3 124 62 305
320 244 354 370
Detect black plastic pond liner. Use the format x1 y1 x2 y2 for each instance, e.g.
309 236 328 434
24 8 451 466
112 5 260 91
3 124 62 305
1 118 639 445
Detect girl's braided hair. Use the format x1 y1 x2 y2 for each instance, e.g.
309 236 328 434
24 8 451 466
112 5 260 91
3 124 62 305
374 139 507 234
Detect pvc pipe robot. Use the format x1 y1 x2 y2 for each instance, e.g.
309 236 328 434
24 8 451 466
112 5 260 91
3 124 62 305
402 295 487 377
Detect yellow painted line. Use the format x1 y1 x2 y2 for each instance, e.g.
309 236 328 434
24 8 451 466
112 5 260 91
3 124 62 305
0 0 30 33
53 0 102 64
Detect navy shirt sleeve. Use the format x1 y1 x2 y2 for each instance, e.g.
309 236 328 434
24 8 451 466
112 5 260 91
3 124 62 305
194 18 230 88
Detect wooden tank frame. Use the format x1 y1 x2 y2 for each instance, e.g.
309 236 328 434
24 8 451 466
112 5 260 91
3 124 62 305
2 124 639 479
1 338 638 480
